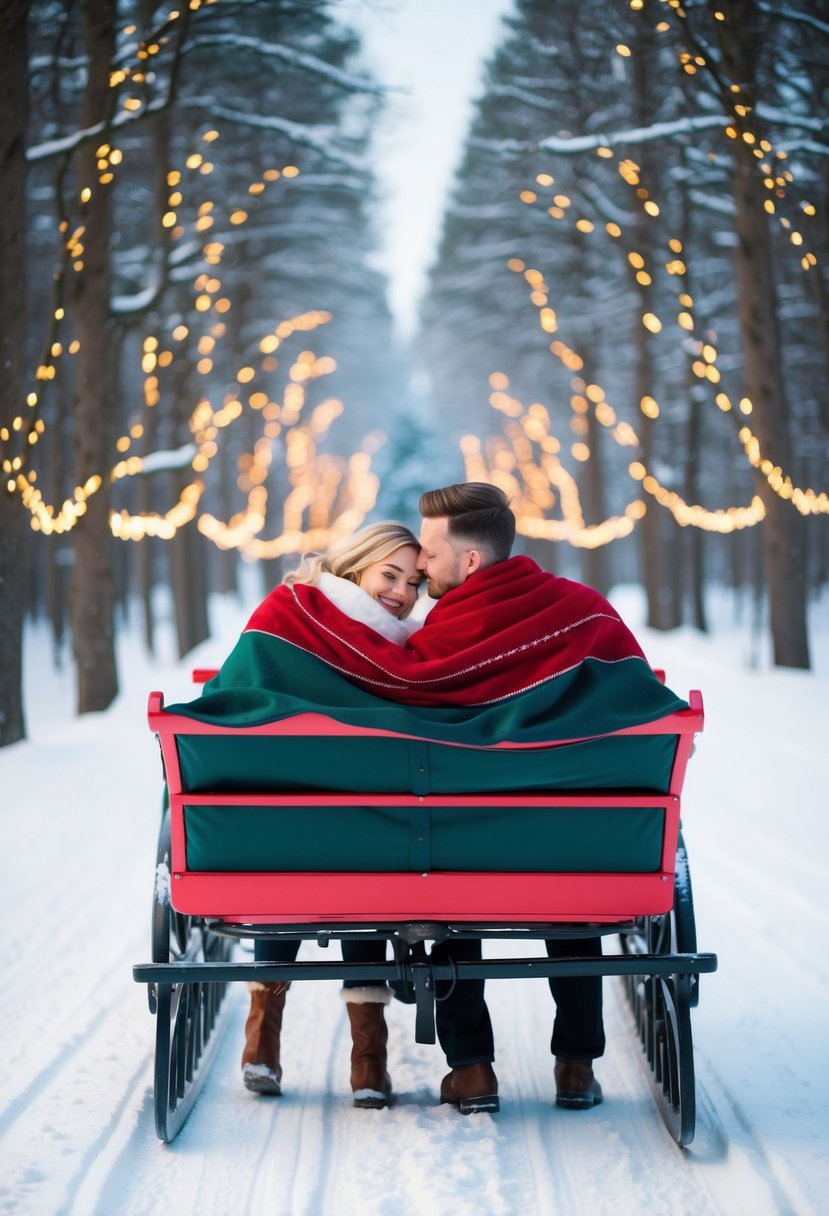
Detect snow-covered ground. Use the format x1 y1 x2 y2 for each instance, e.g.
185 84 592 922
1 582 827 1216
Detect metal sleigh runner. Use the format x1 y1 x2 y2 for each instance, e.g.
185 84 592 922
133 676 717 1146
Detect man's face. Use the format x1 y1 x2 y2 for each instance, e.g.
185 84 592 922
417 516 479 598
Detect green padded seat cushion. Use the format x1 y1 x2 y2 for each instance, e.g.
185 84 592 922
184 802 665 874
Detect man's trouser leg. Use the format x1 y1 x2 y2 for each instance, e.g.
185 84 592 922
546 936 606 1059
432 937 494 1066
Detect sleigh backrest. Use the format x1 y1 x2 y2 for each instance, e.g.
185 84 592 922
148 691 703 923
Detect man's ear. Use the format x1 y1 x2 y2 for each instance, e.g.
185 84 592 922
466 549 483 575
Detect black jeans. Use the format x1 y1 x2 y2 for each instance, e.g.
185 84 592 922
546 936 606 1060
253 936 387 989
432 937 494 1068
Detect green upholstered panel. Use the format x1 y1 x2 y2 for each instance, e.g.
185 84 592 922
178 731 676 876
177 736 415 794
429 805 663 872
185 804 414 871
184 802 665 874
426 735 677 794
176 733 677 796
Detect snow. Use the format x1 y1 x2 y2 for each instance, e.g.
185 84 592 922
1 581 828 1215
341 0 515 339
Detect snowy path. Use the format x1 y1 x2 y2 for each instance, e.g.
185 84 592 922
1 598 827 1215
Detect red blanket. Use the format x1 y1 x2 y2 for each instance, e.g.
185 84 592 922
245 555 648 707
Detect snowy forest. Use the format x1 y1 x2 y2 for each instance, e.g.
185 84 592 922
1 0 827 747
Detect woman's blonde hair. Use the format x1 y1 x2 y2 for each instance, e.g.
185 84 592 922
283 522 422 613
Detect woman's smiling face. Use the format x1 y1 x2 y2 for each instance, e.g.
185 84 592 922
357 545 422 617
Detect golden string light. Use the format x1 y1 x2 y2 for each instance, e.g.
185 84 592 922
111 308 380 550
452 7 826 547
5 107 308 528
649 0 820 271
3 3 382 568
15 474 104 535
509 159 828 523
2 0 299 471
18 294 379 547
628 461 765 532
462 387 648 547
612 163 827 515
738 427 829 515
470 371 771 541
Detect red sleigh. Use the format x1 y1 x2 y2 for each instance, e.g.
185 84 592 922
134 675 715 1145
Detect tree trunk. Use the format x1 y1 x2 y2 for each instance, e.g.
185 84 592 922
577 348 610 596
45 373 72 662
684 393 708 633
170 490 210 658
632 10 681 630
716 0 810 668
676 158 708 632
136 471 157 655
163 331 210 658
69 0 119 712
215 446 239 595
0 0 31 747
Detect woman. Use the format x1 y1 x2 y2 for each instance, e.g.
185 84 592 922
241 522 423 1110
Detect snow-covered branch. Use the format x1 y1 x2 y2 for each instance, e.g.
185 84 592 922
488 84 558 113
757 1 829 36
469 114 729 158
578 180 634 228
688 189 736 218
471 107 826 160
539 114 732 153
754 105 827 135
175 97 367 171
182 33 390 96
444 202 521 221
111 278 165 317
138 444 198 474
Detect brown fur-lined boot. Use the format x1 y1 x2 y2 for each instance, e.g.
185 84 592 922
241 981 290 1094
341 986 393 1109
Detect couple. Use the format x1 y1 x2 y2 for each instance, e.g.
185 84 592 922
232 482 614 1115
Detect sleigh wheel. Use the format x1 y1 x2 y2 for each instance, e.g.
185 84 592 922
620 832 698 1147
150 807 233 1142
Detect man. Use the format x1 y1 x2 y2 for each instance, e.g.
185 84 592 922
417 481 604 1112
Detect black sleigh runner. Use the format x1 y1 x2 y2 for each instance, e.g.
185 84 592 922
133 557 717 1144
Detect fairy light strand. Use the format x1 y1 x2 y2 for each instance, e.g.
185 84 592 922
504 154 828 524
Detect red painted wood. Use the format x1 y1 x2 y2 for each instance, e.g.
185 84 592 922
148 686 703 930
167 870 675 922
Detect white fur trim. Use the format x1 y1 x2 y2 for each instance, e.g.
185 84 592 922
242 1063 278 1080
352 1087 389 1101
317 572 421 644
340 985 392 1006
408 593 436 622
248 980 290 994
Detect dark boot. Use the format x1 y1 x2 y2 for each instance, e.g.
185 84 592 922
241 981 290 1094
440 1061 499 1115
342 986 392 1109
554 1057 603 1109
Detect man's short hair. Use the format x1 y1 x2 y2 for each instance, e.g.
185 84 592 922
419 482 515 564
